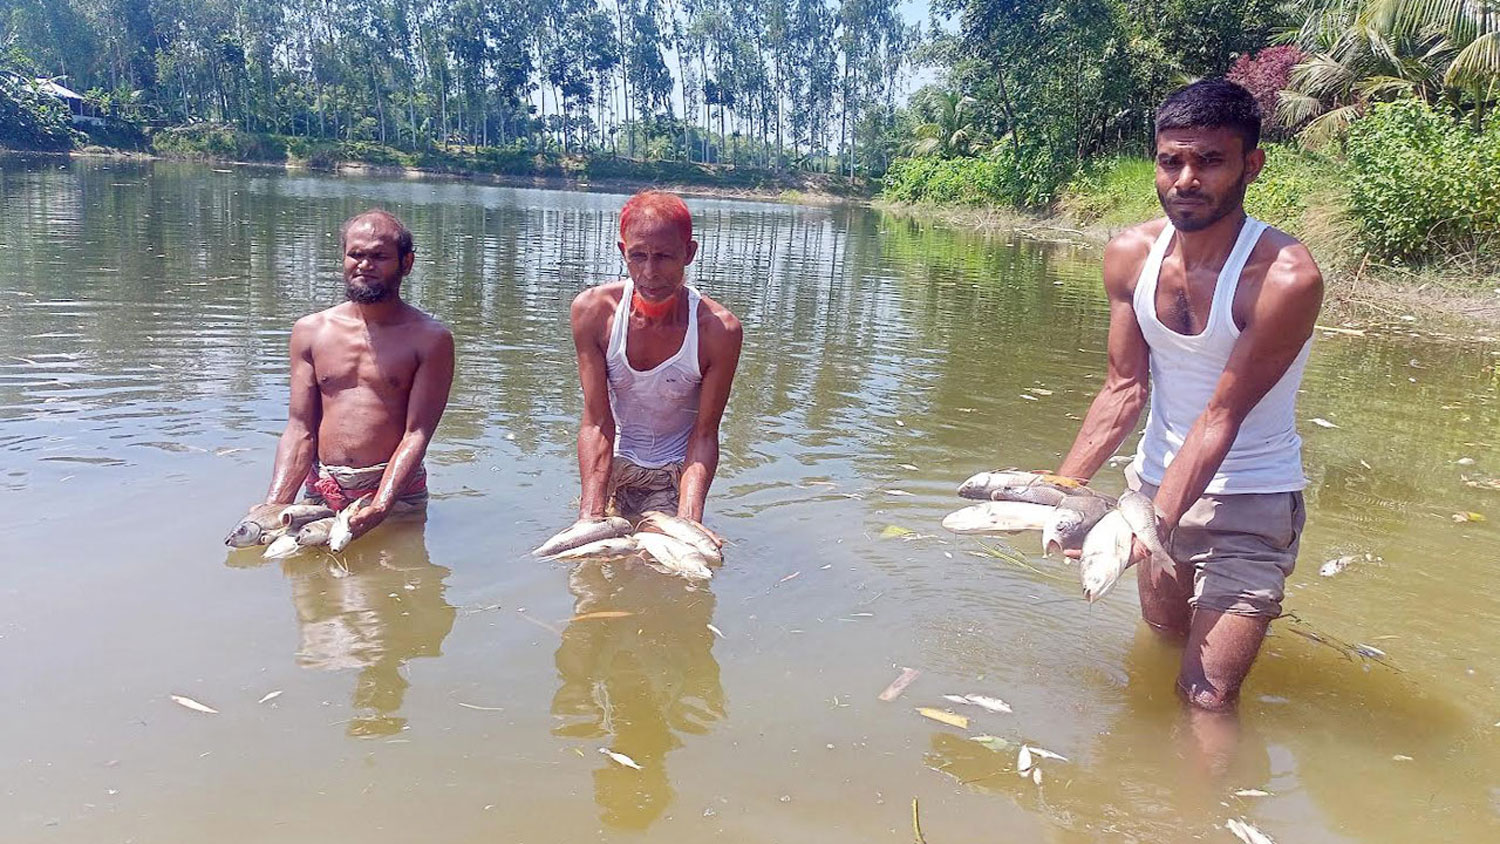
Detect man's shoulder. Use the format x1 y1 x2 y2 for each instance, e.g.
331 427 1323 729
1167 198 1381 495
1104 219 1167 265
695 291 742 342
571 282 625 324
1248 224 1323 302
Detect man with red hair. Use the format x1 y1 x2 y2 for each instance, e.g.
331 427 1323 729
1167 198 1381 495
565 190 742 535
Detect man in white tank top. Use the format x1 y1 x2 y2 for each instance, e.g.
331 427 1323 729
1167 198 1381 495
1055 81 1324 715
565 191 742 532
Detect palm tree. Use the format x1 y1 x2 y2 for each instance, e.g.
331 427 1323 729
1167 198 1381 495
903 86 978 158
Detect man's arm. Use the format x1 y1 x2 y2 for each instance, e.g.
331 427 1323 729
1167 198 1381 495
573 291 617 520
348 324 455 536
677 305 743 523
1149 244 1323 546
263 317 321 506
1056 231 1154 481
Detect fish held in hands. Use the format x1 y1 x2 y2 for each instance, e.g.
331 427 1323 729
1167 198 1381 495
1042 490 1114 556
278 504 336 530
636 511 723 561
634 532 714 581
548 536 642 561
942 501 1054 534
328 495 373 553
225 504 288 547
533 517 634 557
956 469 1081 505
1079 510 1133 602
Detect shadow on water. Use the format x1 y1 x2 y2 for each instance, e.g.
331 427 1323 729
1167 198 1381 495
551 559 725 831
223 522 456 738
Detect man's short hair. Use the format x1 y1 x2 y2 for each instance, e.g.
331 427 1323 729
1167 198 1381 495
340 209 414 257
619 191 693 244
1155 79 1261 152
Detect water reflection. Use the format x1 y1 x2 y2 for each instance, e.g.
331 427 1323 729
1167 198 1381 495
551 559 725 830
230 523 455 737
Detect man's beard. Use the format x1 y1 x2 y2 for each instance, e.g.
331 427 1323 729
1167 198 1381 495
1159 178 1247 233
345 278 394 304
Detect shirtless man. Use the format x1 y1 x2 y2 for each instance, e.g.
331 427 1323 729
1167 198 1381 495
1056 80 1323 712
564 191 742 537
251 209 454 542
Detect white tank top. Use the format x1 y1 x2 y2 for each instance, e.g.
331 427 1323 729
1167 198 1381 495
606 279 703 469
1129 217 1311 494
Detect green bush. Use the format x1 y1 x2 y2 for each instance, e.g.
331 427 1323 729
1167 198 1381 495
1344 99 1500 264
151 123 287 162
1061 156 1158 225
880 146 1071 209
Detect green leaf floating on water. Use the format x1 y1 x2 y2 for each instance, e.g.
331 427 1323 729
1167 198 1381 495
970 734 1017 752
880 525 917 539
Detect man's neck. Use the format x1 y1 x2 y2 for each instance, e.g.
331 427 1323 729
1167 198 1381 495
350 298 407 325
1174 209 1247 271
631 288 683 324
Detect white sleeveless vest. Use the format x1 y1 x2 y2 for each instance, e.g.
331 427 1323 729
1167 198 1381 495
1129 217 1312 494
605 280 703 469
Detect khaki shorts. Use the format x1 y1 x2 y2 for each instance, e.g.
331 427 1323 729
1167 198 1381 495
608 458 682 519
1125 466 1305 618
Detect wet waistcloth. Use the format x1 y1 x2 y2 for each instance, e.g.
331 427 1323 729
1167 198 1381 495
1126 465 1304 618
304 460 429 514
607 457 682 519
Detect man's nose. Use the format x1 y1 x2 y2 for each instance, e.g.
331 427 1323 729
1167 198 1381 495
1175 165 1200 191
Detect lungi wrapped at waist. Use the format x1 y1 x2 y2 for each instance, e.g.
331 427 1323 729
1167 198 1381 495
304 460 429 513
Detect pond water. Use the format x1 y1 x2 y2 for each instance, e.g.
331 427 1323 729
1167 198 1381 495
1 157 1498 842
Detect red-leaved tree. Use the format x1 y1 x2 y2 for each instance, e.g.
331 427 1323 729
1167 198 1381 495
1228 45 1306 134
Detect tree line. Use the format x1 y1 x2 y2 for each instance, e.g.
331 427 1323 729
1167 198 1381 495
0 0 915 174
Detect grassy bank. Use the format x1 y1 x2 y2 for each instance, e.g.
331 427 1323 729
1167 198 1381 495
877 102 1500 331
135 123 865 201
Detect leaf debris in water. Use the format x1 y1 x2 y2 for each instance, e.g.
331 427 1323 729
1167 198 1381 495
256 691 282 704
880 525 917 539
1234 789 1272 797
778 571 801 584
599 748 642 770
916 707 969 729
569 611 634 622
898 463 920 471
969 734 1016 752
170 694 219 714
456 702 505 712
878 667 921 701
1451 511 1486 523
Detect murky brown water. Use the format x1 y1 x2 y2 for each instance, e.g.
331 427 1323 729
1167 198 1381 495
2 156 1498 842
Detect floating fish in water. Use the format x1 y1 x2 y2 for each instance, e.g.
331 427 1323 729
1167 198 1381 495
957 469 1080 505
278 503 335 530
1016 745 1033 775
533 516 633 557
1225 818 1275 844
635 532 714 580
1080 510 1133 602
170 694 219 714
599 748 642 770
548 536 641 561
1320 553 1373 577
225 503 288 547
636 511 723 561
942 501 1054 534
941 694 1012 714
1042 490 1114 555
328 495 372 552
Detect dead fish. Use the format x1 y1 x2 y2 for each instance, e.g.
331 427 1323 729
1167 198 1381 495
1118 489 1175 571
941 694 1012 714
942 501 1055 534
263 533 302 559
278 503 336 530
548 536 641 561
634 532 714 580
1016 745 1033 775
599 747 642 770
1225 818 1275 844
533 516 633 557
636 511 723 561
1080 510 1133 602
1042 490 1114 556
294 516 336 547
957 469 1079 505
225 503 288 547
1320 553 1373 577
328 495 373 552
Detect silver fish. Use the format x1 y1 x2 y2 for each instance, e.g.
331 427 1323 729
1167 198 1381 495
548 536 642 561
294 516 336 547
1080 509 1133 602
636 511 723 561
1225 818 1275 844
263 533 302 559
957 469 1080 505
1042 490 1114 556
634 532 714 581
533 516 634 557
279 504 336 530
328 495 373 553
226 503 288 547
941 501 1054 534
1118 489 1176 578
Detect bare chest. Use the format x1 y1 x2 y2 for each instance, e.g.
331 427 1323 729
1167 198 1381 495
312 331 418 396
1152 262 1256 336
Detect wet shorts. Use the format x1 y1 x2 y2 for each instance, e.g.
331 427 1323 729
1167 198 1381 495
1126 465 1306 618
608 458 682 519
